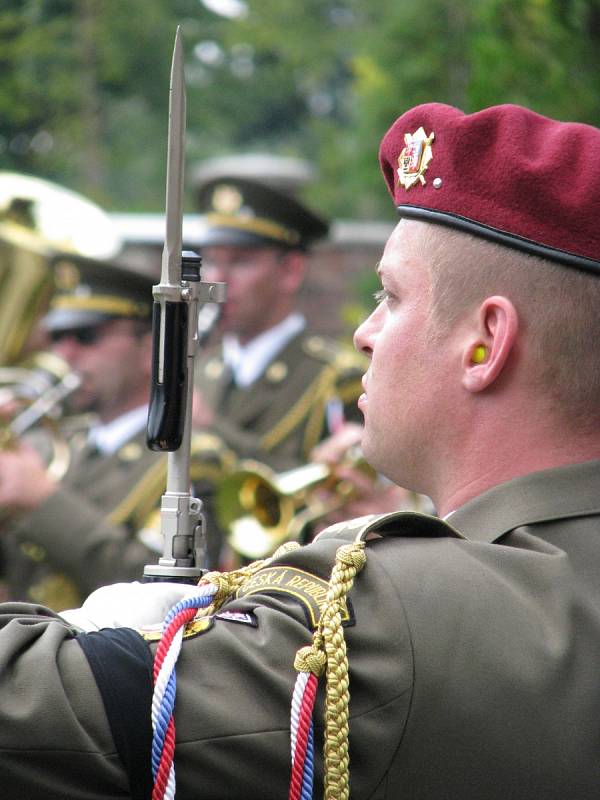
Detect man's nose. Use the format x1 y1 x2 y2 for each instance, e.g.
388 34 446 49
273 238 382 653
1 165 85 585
353 308 379 357
51 337 82 363
203 263 229 282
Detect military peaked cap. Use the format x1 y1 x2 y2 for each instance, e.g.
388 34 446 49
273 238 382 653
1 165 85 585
193 155 329 250
44 253 154 332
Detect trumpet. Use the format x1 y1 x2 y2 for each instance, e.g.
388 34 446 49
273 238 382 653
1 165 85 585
0 351 81 481
215 450 376 561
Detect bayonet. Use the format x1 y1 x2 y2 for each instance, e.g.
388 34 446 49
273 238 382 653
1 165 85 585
144 27 226 582
161 26 185 299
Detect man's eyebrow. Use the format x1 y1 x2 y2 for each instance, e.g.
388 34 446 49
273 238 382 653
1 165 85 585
375 260 382 276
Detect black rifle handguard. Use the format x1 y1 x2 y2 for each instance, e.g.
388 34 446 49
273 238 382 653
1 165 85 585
147 299 188 451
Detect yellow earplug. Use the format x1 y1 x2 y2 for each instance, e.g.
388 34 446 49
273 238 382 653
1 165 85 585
472 345 487 364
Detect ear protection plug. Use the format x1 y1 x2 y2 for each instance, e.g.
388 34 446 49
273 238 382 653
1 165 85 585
472 345 487 364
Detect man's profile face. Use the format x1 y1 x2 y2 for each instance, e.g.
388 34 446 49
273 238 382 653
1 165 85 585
201 244 291 343
354 220 455 493
49 318 149 417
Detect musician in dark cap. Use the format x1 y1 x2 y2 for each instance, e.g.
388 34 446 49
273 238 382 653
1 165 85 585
0 102 599 799
0 255 166 608
193 160 365 467
191 158 366 565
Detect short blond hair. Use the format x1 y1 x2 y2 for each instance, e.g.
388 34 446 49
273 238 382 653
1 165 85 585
423 223 600 429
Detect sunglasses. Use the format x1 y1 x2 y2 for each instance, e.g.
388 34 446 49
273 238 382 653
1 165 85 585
49 326 103 346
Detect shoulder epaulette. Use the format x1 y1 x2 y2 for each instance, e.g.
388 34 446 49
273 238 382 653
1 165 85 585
315 510 466 543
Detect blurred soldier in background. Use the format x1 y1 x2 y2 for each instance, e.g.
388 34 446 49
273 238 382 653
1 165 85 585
0 255 164 609
190 157 368 565
192 157 365 468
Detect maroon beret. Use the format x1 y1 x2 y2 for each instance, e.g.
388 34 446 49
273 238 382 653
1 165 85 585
379 103 600 274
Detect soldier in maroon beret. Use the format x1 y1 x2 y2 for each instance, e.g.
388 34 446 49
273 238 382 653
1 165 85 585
0 104 599 799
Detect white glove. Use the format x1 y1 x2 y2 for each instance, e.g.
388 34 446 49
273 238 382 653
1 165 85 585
60 581 200 632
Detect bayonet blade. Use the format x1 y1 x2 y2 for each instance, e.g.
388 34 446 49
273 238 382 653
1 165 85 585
161 25 186 289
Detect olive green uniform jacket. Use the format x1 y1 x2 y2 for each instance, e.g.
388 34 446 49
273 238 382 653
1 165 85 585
0 426 166 610
0 458 598 798
195 330 365 472
195 329 366 565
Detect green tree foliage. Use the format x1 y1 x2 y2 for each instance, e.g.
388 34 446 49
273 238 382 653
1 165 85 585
0 0 197 208
0 0 599 217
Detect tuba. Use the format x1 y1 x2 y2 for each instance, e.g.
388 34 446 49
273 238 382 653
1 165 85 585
0 171 122 364
215 451 376 561
0 172 122 477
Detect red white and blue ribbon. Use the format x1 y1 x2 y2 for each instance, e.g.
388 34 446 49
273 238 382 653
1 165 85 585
151 583 320 800
151 584 217 800
289 670 318 800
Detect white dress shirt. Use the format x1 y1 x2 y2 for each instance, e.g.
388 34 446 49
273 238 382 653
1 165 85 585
87 405 149 456
221 312 306 388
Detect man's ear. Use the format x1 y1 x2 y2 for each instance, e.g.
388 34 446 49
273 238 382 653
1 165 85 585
279 250 307 294
462 295 519 393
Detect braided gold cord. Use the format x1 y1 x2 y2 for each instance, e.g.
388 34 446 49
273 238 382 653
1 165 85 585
301 366 338 456
195 541 302 617
322 544 366 800
294 541 367 800
260 365 336 453
190 539 367 799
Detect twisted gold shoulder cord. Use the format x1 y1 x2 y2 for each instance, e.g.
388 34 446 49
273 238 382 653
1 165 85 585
187 539 367 800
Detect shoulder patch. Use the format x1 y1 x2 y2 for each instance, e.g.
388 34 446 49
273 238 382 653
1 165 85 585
236 565 354 630
216 609 258 627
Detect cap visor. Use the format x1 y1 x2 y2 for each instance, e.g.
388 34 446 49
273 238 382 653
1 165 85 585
42 309 114 332
197 227 289 249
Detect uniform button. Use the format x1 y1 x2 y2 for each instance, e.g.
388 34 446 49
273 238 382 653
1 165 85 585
119 442 143 461
266 362 288 382
205 358 225 380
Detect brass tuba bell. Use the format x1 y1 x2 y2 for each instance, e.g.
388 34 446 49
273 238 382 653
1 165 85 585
0 171 122 365
0 172 122 479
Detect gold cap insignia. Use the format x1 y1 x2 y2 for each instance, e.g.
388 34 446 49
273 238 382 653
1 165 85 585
397 128 435 190
54 259 81 291
211 184 244 215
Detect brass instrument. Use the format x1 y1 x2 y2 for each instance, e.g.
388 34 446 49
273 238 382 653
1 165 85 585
0 171 122 477
0 351 81 481
215 452 376 561
0 171 122 366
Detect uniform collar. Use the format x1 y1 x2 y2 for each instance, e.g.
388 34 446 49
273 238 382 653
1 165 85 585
446 458 600 543
222 313 305 387
88 405 149 455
